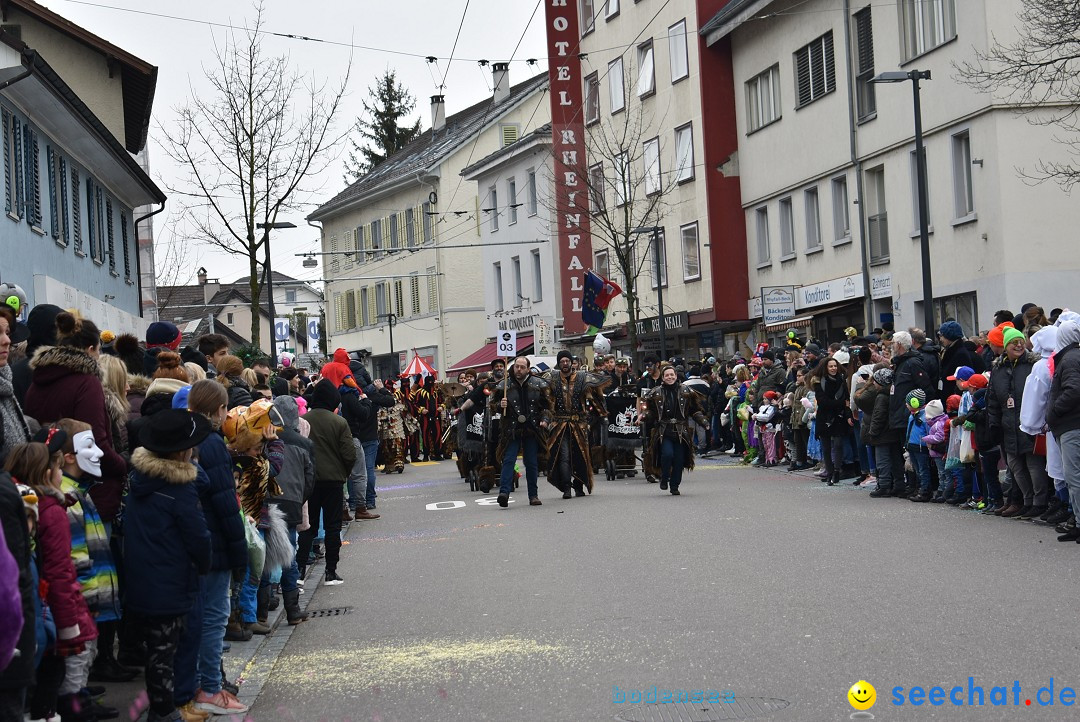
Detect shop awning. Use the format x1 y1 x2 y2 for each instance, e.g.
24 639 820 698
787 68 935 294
447 334 534 373
762 315 813 332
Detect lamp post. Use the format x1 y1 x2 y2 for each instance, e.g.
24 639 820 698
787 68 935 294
631 226 667 362
256 221 297 367
378 312 398 377
870 69 934 335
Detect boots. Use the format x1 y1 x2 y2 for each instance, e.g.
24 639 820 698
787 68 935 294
284 588 308 625
267 583 280 612
253 585 271 629
354 502 380 520
342 506 353 522
224 610 252 641
827 470 838 486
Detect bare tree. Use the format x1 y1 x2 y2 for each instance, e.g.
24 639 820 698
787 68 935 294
955 0 1080 188
159 1 350 345
154 213 202 317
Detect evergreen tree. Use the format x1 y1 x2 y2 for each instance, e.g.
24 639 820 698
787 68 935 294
344 70 422 184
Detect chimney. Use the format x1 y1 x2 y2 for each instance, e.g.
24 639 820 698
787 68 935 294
197 267 207 285
492 62 510 104
202 278 221 305
430 95 446 132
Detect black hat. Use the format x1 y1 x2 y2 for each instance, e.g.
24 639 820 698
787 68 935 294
32 426 68 455
761 350 776 362
139 409 211 454
557 350 573 363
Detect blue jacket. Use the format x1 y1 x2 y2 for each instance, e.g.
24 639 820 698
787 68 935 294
195 432 248 574
906 411 929 449
123 448 211 616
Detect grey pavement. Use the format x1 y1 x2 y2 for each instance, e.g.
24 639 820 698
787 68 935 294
234 458 1080 721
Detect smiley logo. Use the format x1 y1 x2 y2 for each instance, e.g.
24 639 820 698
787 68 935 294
848 680 876 711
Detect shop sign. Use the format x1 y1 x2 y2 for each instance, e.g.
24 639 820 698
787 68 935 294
870 273 892 300
534 317 555 356
749 296 762 319
635 311 689 337
761 286 797 324
795 274 864 311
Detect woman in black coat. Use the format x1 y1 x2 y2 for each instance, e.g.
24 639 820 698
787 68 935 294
812 357 852 486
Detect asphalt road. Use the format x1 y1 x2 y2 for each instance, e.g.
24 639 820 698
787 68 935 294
249 456 1080 722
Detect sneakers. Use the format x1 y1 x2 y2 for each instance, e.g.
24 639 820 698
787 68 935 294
966 499 986 511
195 689 249 715
659 479 668 490
981 503 1003 515
1045 506 1073 525
1055 515 1076 534
179 700 210 721
324 571 344 586
1017 505 1047 520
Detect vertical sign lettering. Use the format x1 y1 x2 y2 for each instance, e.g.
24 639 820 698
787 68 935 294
546 0 592 335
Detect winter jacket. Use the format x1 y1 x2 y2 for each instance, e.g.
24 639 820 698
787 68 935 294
853 384 879 446
940 339 984 399
194 432 248 574
754 365 787 398
59 475 120 622
922 414 950 458
127 380 185 454
23 346 128 522
1019 326 1057 436
358 388 396 442
753 404 776 425
339 387 370 440
866 389 901 446
126 375 150 422
35 491 96 651
964 389 998 452
791 385 810 429
889 350 933 430
222 375 253 410
814 373 848 438
1048 321 1080 437
0 472 34 689
269 396 315 525
987 350 1039 456
906 411 930 449
916 342 942 398
123 448 211 616
305 379 356 483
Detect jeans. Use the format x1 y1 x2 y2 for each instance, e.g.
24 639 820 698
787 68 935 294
362 439 380 508
979 448 1004 504
1006 451 1050 507
297 483 344 575
347 438 367 510
499 434 540 499
852 419 871 473
908 446 932 493
1059 429 1080 514
278 527 300 593
660 437 685 489
197 569 232 694
933 457 953 498
873 442 904 493
239 553 261 624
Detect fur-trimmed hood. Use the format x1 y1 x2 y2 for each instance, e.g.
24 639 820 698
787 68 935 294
29 345 101 380
127 374 152 395
130 446 197 491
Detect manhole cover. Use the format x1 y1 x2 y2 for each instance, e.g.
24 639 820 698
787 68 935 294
615 697 792 721
307 606 353 618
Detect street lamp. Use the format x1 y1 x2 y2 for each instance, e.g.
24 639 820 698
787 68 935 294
631 226 667 362
870 69 935 335
377 312 398 377
256 221 297 367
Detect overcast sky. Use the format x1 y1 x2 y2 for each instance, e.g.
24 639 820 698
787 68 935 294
39 0 549 288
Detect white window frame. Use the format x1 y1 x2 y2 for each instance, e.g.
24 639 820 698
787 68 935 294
755 206 771 265
512 255 523 306
606 0 620 19
422 201 434 244
900 0 956 61
493 262 504 311
951 130 975 221
526 169 538 216
650 228 668 290
585 72 600 125
831 175 850 242
609 58 626 114
594 248 610 280
489 185 499 232
532 250 543 302
406 206 416 247
589 163 606 215
507 177 518 225
746 65 781 133
778 197 795 259
580 0 595 35
674 123 694 183
668 19 689 83
637 41 655 97
865 165 889 262
680 221 700 281
614 151 629 207
643 137 661 196
804 187 821 251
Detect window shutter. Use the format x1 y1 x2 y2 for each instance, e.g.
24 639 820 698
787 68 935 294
29 130 40 227
502 125 519 147
410 275 420 315
856 11 874 73
2 109 9 215
795 47 811 106
71 167 81 251
121 211 131 279
106 197 115 272
367 285 377 325
59 157 68 245
47 146 58 237
330 233 339 272
11 116 22 217
823 32 835 96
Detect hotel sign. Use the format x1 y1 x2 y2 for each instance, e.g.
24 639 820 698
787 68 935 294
545 0 593 335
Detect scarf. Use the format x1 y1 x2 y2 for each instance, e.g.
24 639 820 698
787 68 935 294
0 364 30 461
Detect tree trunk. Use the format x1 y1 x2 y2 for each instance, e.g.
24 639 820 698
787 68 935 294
248 249 262 347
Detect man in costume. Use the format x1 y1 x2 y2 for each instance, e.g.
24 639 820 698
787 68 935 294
395 378 422 463
641 364 709 494
380 380 408 473
637 355 663 482
490 356 552 507
413 375 444 461
544 350 610 498
456 359 506 493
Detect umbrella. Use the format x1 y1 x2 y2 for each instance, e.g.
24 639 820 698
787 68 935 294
682 378 710 396
401 352 437 379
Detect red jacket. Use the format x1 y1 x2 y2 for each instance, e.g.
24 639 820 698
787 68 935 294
36 492 97 648
23 346 128 522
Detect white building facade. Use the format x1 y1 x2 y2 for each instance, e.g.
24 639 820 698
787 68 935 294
704 0 1080 344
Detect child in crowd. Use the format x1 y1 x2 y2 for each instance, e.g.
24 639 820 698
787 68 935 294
906 390 934 502
754 391 779 466
125 409 213 722
4 435 98 721
921 400 950 502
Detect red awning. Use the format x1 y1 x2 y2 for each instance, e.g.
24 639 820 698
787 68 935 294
447 334 534 373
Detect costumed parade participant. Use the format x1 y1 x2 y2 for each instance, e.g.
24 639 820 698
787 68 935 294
379 381 408 474
641 364 709 494
413 375 444 461
456 359 506 493
543 350 610 498
490 356 552 507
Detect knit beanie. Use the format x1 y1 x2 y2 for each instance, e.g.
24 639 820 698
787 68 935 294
905 388 927 409
945 394 962 413
1002 327 1026 349
923 399 945 420
872 368 894 387
146 321 182 350
938 320 964 341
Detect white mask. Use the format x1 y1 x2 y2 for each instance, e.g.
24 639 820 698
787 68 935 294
72 430 103 477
